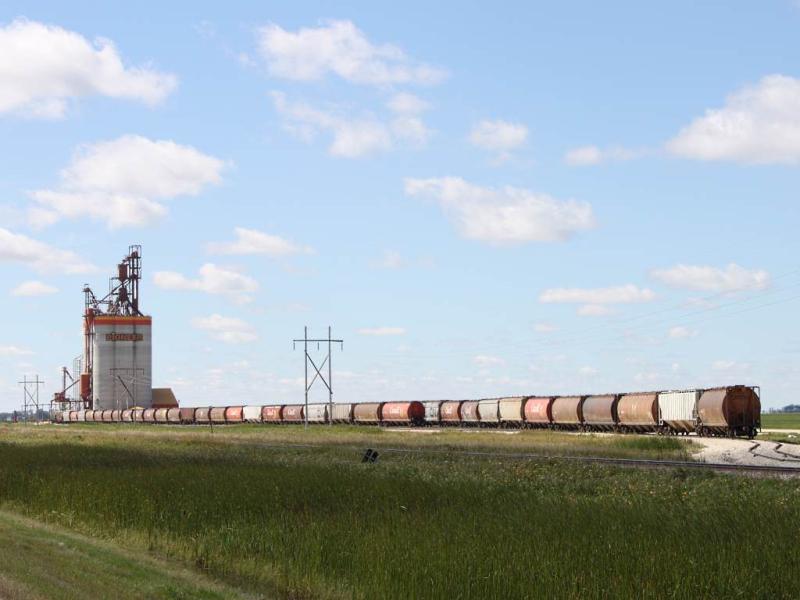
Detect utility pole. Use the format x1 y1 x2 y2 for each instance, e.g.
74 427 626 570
293 326 343 428
19 375 44 423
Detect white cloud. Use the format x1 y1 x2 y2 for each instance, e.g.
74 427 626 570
473 355 505 367
667 75 800 164
257 20 445 86
208 227 313 257
540 284 655 317
540 285 656 304
358 327 406 336
154 264 258 304
0 228 96 274
192 314 258 344
0 18 176 119
564 145 641 166
0 345 33 356
404 177 594 244
668 326 698 339
469 120 528 153
534 322 557 333
577 304 613 317
651 263 769 292
11 280 58 296
712 360 750 372
29 135 226 228
373 250 405 269
271 91 430 157
387 93 429 114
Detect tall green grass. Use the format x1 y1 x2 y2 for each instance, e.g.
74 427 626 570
0 428 797 599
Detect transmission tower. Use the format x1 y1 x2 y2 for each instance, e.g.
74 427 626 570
293 326 343 428
18 375 44 423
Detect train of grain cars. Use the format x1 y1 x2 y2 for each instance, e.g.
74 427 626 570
54 384 761 437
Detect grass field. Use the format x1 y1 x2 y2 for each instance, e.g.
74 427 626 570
762 412 800 430
0 424 798 599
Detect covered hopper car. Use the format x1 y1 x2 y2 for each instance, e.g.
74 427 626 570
56 385 760 437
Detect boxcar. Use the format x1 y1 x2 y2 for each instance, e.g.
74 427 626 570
167 408 181 424
179 407 196 424
225 406 244 423
461 401 480 426
440 401 462 424
331 403 353 423
478 399 500 426
307 404 329 424
551 396 584 430
282 405 304 423
524 397 554 428
210 407 227 424
617 393 658 432
242 405 262 423
582 395 619 431
382 401 425 425
195 407 211 424
696 386 760 438
422 401 443 425
658 390 700 434
353 403 382 424
261 405 283 423
498 397 526 427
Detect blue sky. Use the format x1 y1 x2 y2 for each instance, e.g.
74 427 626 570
1 1 799 412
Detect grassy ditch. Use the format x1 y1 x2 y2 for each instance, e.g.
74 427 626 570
0 426 797 599
0 509 251 600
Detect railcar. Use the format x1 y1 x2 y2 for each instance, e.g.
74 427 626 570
460 401 480 426
242 405 262 423
225 406 244 423
440 401 463 425
282 405 304 423
477 399 500 427
498 397 526 428
696 386 760 438
381 401 425 426
524 397 554 428
582 395 619 432
306 404 330 424
616 393 658 433
551 396 584 430
353 403 382 424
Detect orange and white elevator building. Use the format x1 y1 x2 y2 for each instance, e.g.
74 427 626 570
80 245 154 411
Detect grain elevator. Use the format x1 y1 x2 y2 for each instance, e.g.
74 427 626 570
81 246 153 410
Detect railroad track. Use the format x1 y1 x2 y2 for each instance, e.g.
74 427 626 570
216 439 800 476
373 445 800 476
748 441 800 463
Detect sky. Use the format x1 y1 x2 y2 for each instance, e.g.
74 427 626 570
1 1 799 412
